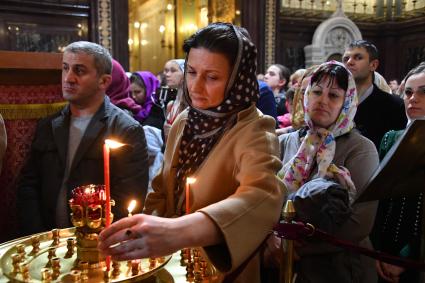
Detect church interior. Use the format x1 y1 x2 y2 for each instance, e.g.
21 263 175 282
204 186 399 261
0 0 425 282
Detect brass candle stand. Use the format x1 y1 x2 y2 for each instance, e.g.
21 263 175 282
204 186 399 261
281 200 296 283
0 185 171 282
179 247 217 282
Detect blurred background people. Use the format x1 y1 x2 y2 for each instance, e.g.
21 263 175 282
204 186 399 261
163 59 187 141
106 59 144 121
342 40 407 148
264 63 291 116
257 80 278 122
276 87 295 135
289 68 306 88
388 78 400 95
130 71 164 129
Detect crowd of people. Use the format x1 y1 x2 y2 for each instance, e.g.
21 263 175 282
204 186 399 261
2 21 423 283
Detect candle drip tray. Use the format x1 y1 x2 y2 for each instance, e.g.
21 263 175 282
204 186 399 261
0 227 171 282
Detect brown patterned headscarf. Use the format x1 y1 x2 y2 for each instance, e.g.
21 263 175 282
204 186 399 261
175 23 259 213
291 65 319 129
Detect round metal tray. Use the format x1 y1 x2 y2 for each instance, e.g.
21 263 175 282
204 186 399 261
0 227 171 282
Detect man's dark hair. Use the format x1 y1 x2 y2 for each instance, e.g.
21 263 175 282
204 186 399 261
348 40 379 62
183 22 250 67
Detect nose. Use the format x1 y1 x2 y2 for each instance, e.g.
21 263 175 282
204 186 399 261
409 91 419 104
189 75 203 94
63 69 75 83
346 57 355 66
317 91 330 105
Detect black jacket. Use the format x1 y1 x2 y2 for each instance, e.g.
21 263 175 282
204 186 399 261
354 84 407 149
17 96 149 235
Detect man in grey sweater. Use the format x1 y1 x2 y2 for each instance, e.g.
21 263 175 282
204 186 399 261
17 41 149 235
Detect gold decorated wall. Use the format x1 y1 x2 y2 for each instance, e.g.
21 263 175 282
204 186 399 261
128 0 240 74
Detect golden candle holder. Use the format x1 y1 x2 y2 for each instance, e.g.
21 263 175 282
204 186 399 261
0 184 172 282
281 200 296 283
69 184 111 265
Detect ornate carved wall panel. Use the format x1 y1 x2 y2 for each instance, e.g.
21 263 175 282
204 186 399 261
264 0 276 69
208 0 235 23
98 0 112 52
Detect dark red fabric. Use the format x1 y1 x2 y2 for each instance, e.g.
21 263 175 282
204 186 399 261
0 84 63 242
274 221 425 271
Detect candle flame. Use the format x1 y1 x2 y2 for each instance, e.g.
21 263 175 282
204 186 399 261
105 139 125 149
186 177 196 185
84 187 94 194
128 200 137 214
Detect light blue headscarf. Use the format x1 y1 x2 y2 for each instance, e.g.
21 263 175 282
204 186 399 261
171 59 185 72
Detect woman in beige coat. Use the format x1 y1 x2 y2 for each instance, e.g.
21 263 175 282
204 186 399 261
98 23 284 282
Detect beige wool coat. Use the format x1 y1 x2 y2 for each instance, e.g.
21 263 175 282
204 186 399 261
144 105 285 282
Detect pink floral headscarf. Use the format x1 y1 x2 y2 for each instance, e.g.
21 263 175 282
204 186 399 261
280 61 358 203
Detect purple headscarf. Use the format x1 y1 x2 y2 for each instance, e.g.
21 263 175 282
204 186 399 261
132 71 160 121
106 59 143 120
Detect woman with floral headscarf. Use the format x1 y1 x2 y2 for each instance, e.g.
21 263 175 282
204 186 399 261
98 23 284 282
275 61 379 282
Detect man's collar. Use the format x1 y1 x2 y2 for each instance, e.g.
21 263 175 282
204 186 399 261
358 84 374 104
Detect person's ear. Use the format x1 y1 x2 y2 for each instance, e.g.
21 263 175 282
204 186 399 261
99 74 112 90
369 59 379 72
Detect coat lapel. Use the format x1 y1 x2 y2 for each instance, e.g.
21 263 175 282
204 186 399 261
52 106 70 166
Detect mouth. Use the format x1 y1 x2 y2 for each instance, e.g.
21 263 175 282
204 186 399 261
190 95 204 101
312 108 330 117
313 108 328 113
63 85 77 92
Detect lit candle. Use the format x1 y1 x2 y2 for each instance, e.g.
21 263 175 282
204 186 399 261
103 143 111 227
128 200 137 217
185 177 196 215
103 139 125 271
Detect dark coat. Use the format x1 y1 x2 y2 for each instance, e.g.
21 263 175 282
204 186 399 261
17 96 149 236
257 80 277 122
354 85 407 149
